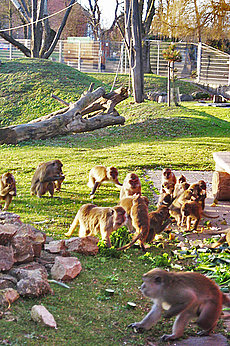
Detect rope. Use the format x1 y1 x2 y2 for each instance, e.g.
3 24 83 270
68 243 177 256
0 1 78 33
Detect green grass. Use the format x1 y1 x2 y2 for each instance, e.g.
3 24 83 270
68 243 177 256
0 59 229 345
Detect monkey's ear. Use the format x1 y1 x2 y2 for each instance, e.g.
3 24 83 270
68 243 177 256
154 276 162 284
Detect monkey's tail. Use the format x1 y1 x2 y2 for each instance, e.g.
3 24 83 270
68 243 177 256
117 233 141 251
222 293 230 308
65 213 79 237
202 211 219 219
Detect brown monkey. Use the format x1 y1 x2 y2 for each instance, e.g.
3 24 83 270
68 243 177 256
160 168 176 193
146 205 171 243
0 173 16 210
31 160 65 198
181 200 202 231
117 194 150 251
119 173 142 200
87 165 122 198
120 195 149 232
129 268 230 341
169 189 196 226
157 192 172 208
173 174 189 199
196 180 207 210
65 204 126 247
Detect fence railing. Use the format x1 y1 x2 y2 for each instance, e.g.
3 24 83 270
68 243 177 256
0 38 229 86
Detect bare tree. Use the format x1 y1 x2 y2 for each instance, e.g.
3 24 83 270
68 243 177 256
0 0 76 58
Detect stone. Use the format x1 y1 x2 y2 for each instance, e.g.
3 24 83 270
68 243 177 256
51 256 82 281
17 277 52 297
15 224 46 244
11 236 34 263
0 224 17 245
44 240 66 253
65 236 99 255
0 212 22 225
9 262 48 280
0 274 17 289
31 305 57 329
0 245 14 271
0 288 19 307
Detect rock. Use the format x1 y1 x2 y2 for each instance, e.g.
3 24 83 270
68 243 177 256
11 236 34 263
0 245 14 271
17 277 52 297
0 288 19 307
15 224 46 244
9 262 48 280
179 94 194 101
0 274 17 289
31 305 57 329
65 236 99 255
0 212 22 225
51 256 82 281
0 224 17 245
44 240 66 253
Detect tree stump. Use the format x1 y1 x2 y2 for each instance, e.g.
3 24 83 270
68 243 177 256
212 171 230 200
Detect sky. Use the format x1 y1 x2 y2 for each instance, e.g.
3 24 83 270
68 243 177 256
79 0 119 28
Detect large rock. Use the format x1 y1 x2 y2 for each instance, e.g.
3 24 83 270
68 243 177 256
65 236 99 255
31 305 57 329
0 245 14 271
0 224 17 245
15 224 46 244
51 256 82 281
44 240 66 253
0 273 17 289
17 277 52 297
11 236 34 263
0 288 19 307
9 262 48 281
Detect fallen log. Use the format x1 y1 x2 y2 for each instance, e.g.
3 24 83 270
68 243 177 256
0 86 128 144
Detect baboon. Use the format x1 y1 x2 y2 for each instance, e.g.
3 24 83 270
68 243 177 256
119 173 141 200
87 166 122 199
146 205 171 243
65 204 126 247
120 195 149 233
31 160 65 198
160 168 176 193
128 268 230 341
0 172 16 210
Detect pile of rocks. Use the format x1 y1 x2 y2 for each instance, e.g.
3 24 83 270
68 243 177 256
0 212 99 308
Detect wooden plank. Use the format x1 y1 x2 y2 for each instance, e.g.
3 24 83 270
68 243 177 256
213 152 230 174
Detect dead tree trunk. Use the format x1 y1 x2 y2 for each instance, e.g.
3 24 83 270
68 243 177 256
0 86 128 144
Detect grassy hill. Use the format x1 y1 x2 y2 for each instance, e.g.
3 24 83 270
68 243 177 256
0 59 230 345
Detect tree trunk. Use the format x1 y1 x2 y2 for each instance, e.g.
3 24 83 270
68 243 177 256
0 86 127 144
142 40 151 73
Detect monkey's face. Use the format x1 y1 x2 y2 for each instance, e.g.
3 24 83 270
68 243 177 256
3 173 16 196
178 175 186 184
129 174 140 188
113 206 127 227
163 168 172 180
52 160 64 176
109 167 118 180
162 182 174 195
198 180 206 190
140 276 162 299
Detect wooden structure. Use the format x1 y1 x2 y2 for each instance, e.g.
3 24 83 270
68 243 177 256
212 152 230 200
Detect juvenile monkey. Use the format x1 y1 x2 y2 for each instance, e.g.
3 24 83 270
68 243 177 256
65 204 126 247
0 172 16 210
181 200 202 231
129 268 230 341
173 175 189 199
117 194 150 251
31 160 65 198
169 189 195 226
146 205 171 243
160 168 176 193
119 173 141 200
120 195 149 232
87 165 122 199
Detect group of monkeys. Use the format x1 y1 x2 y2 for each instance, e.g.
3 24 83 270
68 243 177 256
0 162 217 252
1 161 229 341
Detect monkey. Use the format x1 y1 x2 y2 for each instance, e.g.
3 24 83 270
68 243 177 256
117 194 150 251
119 173 141 200
181 200 202 231
169 189 196 226
87 165 122 199
128 268 230 341
0 172 16 210
157 192 172 208
160 168 176 193
119 195 149 233
64 204 126 247
196 180 207 210
31 160 65 198
146 205 171 243
173 174 189 199
211 228 230 248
